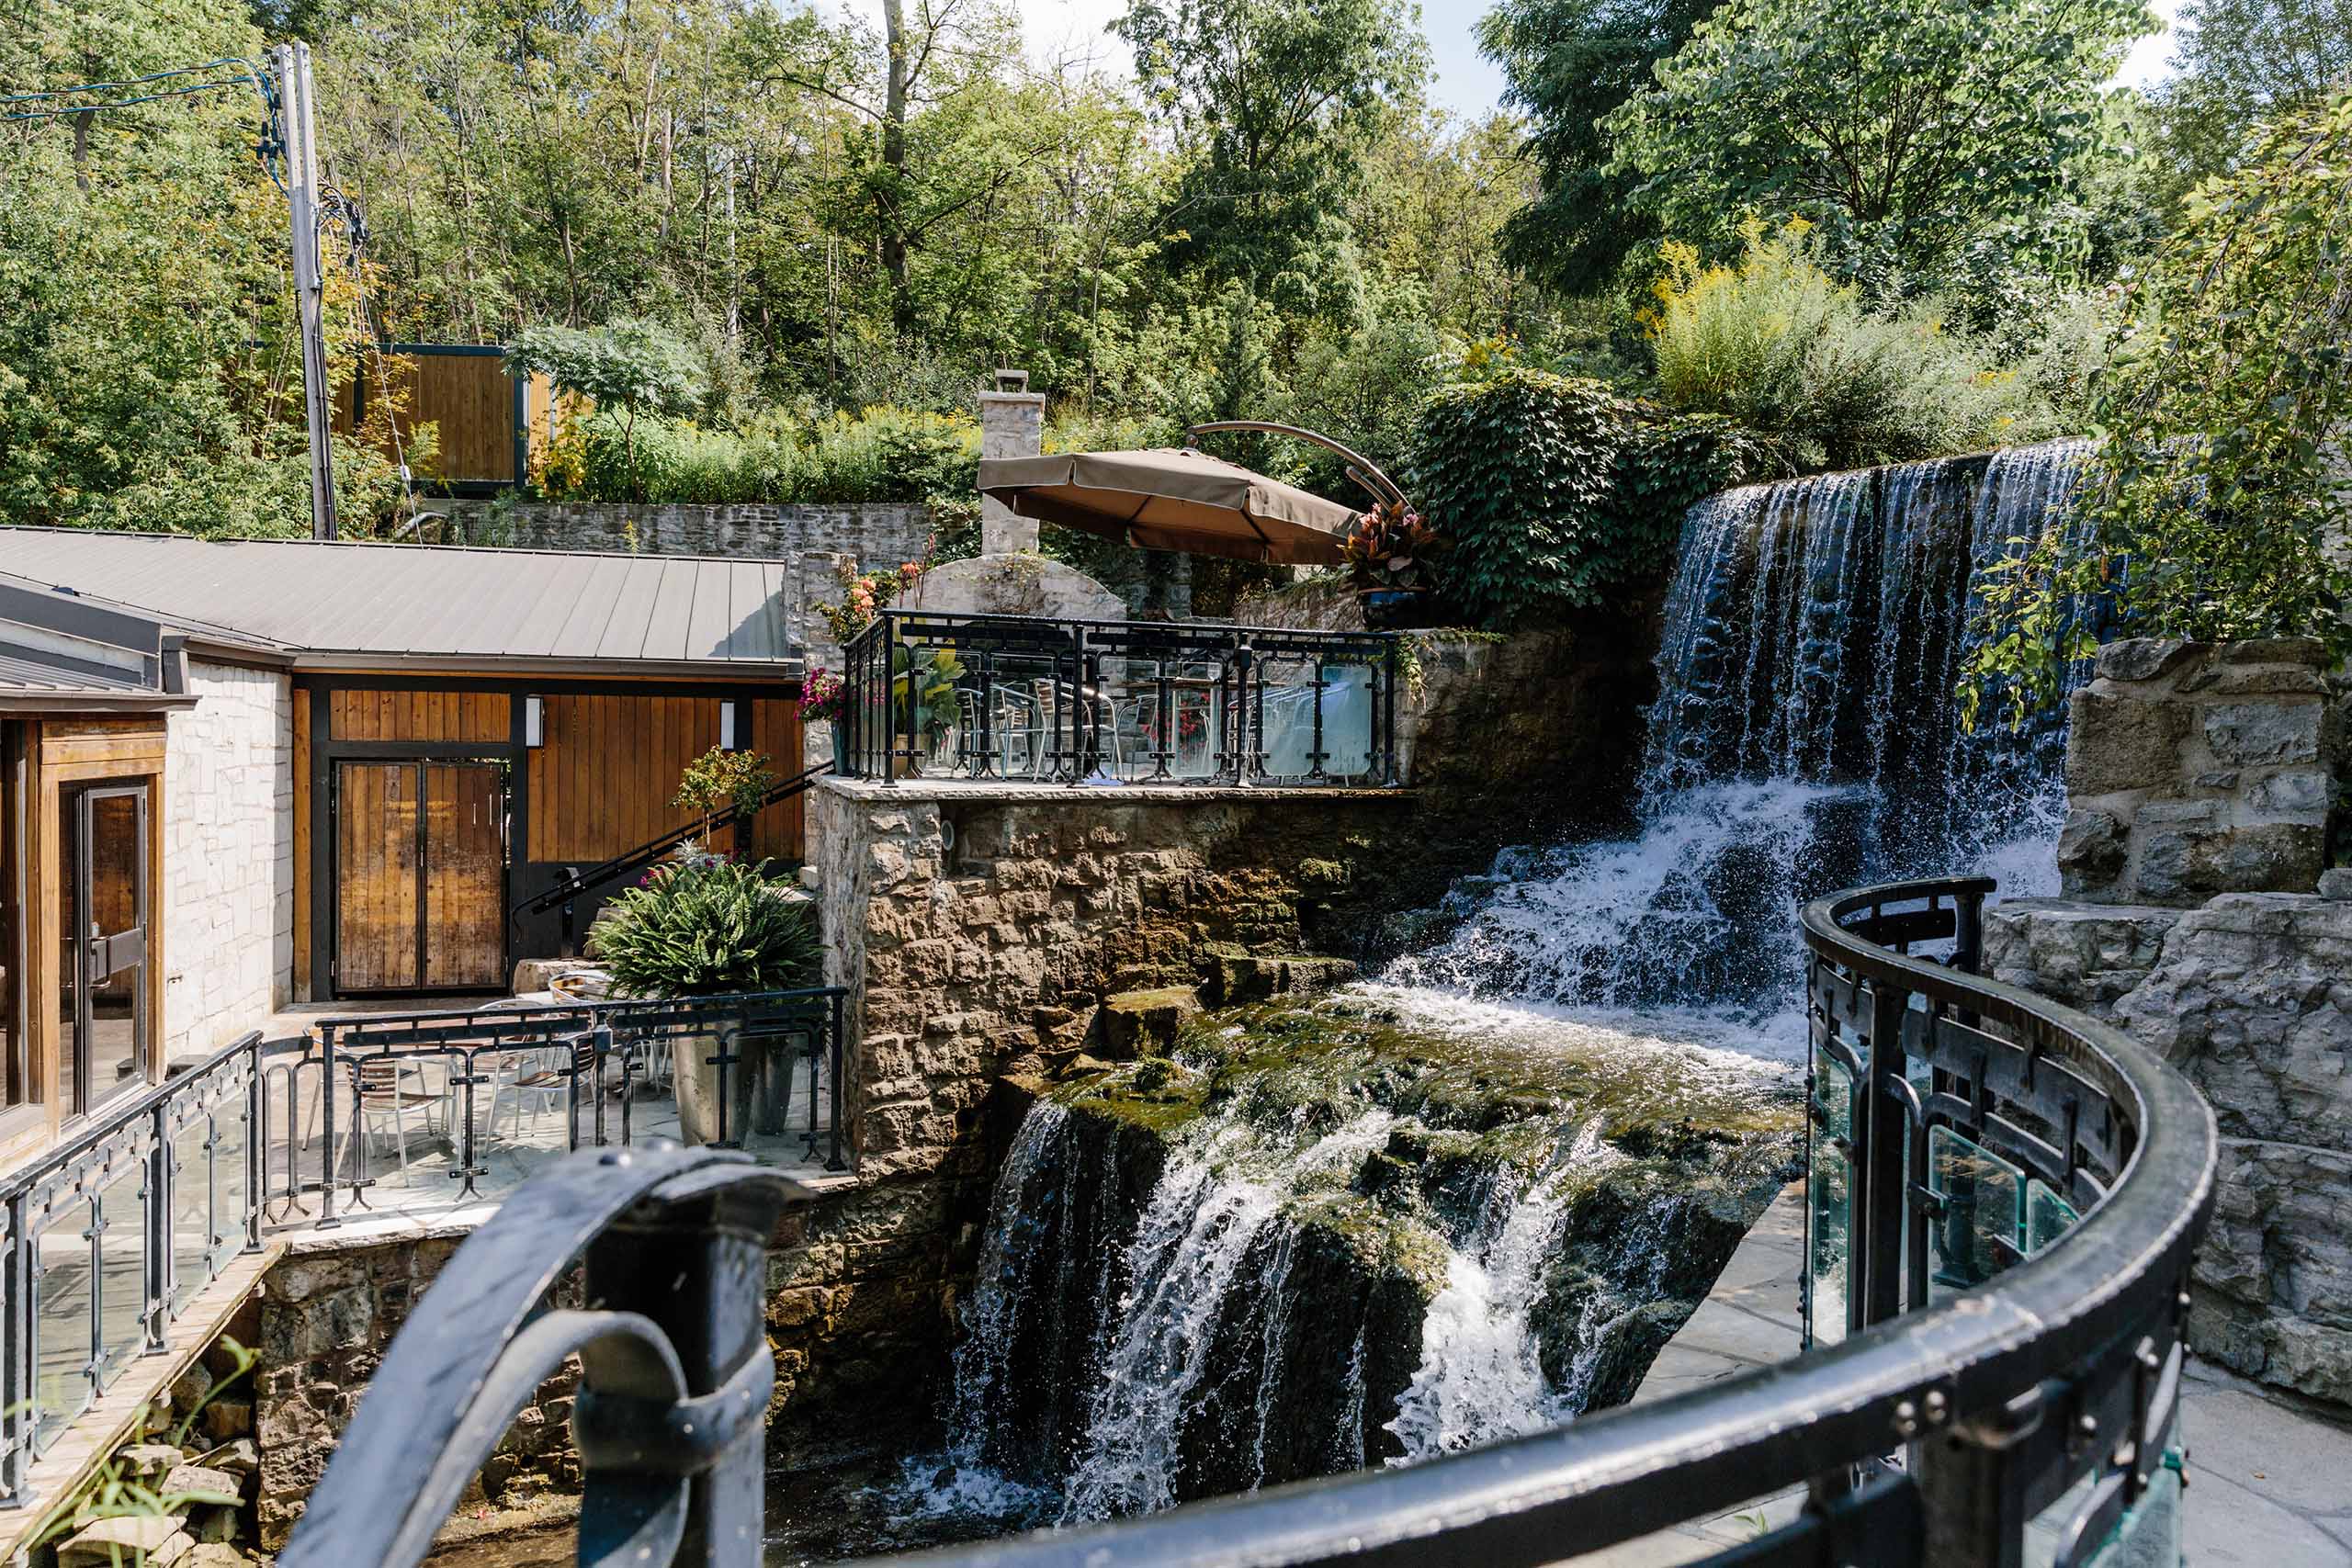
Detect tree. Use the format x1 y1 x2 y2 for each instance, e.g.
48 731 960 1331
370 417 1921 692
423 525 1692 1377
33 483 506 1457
2149 0 2352 200
506 320 701 501
1963 85 2352 728
1476 0 1717 296
1603 0 2154 289
1116 0 1428 318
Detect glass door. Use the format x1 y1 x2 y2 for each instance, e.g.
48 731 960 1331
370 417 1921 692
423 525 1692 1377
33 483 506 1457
60 784 149 1117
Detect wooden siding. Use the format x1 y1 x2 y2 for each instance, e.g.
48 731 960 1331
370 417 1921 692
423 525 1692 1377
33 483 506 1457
747 700 805 862
526 695 803 863
329 690 511 743
528 694 718 863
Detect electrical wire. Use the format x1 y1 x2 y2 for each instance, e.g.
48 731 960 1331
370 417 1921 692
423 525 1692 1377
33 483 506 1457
2 53 286 192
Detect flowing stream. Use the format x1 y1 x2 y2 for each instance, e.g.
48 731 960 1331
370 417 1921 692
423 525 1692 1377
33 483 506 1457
775 442 2096 1556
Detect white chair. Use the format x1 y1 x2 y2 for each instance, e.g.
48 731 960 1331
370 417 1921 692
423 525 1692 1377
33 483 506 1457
485 1038 588 1142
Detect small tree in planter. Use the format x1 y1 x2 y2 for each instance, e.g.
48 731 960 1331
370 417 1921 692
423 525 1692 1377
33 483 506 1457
673 745 778 851
587 858 820 1144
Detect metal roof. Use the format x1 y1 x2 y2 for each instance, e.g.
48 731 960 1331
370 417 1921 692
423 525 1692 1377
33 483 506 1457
0 528 799 673
0 648 152 697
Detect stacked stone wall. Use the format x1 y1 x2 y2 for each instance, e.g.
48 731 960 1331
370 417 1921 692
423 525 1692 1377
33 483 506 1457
1991 635 2352 1409
250 1235 583 1550
163 660 295 1060
2059 637 2346 903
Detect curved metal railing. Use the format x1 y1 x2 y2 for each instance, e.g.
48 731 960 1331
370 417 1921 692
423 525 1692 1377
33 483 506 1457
283 875 2217 1568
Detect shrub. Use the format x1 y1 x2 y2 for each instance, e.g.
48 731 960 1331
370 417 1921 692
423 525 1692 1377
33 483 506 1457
533 405 979 507
588 859 820 998
1645 221 2062 473
1408 368 1752 627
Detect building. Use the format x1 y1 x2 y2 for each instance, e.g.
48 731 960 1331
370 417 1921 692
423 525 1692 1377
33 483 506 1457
0 527 805 1160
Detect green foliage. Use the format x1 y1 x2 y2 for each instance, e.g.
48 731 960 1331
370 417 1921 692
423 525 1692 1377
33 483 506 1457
2149 0 2352 208
1964 85 2352 728
892 645 966 742
1477 0 1719 295
1408 368 1750 627
507 319 701 502
1118 0 1429 314
672 747 778 833
589 859 820 999
1644 223 2071 473
537 405 978 507
1602 0 2154 291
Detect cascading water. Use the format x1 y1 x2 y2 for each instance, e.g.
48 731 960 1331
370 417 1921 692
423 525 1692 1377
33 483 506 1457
1395 440 2094 1032
885 442 2095 1550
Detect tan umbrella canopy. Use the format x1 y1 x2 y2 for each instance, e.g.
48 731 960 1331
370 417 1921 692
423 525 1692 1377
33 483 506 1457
978 425 1398 565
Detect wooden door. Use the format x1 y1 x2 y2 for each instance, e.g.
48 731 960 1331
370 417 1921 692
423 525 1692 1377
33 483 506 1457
60 784 149 1115
423 762 505 988
335 760 508 994
334 761 421 992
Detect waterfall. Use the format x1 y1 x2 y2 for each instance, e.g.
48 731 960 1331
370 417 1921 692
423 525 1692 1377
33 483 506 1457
899 442 2093 1545
1398 440 2095 1031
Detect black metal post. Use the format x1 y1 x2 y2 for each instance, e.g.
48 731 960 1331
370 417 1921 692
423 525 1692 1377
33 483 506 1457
1863 979 1911 1327
826 990 847 1172
144 1100 170 1353
318 1021 341 1228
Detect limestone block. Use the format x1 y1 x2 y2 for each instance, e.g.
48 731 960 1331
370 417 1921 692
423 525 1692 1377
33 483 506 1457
1981 898 2179 1017
2245 768 2335 818
2065 688 2188 794
161 1462 246 1503
2055 807 2127 890
2095 637 2204 683
59 1516 193 1568
1097 987 1204 1058
2204 700 2326 766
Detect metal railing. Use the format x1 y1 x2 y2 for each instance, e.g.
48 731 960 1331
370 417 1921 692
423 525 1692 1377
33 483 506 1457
261 987 849 1230
0 1032 265 1507
285 874 2217 1568
840 609 1400 787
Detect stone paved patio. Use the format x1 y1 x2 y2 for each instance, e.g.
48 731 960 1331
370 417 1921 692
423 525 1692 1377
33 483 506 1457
1588 1184 2352 1565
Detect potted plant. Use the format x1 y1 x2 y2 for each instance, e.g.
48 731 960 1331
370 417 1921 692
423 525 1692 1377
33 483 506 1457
802 668 850 773
1341 500 1443 628
586 858 820 1145
890 644 965 773
671 745 779 853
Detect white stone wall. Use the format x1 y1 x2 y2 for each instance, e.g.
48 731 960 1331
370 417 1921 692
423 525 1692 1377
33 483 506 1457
162 660 295 1058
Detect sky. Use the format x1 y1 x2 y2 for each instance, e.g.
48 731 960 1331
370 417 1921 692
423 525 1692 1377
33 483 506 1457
822 0 2184 116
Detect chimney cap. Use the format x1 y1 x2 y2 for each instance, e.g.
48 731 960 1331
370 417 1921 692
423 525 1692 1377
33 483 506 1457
993 367 1030 393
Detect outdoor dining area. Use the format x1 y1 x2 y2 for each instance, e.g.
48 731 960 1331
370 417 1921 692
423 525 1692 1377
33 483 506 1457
839 426 1408 789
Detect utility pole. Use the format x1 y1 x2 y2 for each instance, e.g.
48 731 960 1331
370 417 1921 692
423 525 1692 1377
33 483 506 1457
273 41 338 541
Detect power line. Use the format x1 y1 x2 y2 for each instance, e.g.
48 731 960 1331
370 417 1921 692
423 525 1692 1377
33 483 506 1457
2 54 286 190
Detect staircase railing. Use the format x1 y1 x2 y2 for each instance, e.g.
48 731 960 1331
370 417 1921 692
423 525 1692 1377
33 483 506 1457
511 760 832 953
283 874 2217 1568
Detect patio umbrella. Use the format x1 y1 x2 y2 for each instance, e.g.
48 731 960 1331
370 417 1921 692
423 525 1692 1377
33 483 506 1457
978 445 1363 565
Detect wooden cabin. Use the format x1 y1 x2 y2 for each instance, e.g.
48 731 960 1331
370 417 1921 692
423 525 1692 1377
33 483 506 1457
0 530 806 1112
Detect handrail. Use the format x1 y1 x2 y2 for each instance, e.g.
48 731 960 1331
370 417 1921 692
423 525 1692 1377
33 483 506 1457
0 1031 266 1507
281 876 2218 1568
512 759 833 929
279 1144 799 1568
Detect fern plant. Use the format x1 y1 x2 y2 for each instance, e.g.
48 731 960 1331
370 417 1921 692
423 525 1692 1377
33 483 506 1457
589 859 820 998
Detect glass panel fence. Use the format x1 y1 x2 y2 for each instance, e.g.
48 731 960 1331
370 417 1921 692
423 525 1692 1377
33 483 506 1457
171 1117 213 1318
1806 1052 1854 1346
1929 1124 2025 1294
95 1162 148 1388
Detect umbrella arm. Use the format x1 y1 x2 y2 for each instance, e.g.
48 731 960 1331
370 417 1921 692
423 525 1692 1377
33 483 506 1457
1183 420 1409 511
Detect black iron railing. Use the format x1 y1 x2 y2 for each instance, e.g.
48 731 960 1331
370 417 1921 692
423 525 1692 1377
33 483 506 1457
0 1032 265 1507
285 874 2217 1568
840 609 1400 786
261 987 849 1230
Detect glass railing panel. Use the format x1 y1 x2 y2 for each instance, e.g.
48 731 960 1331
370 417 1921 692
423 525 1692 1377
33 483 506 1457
33 1203 95 1448
1806 1052 1854 1347
2024 1177 2081 1258
94 1161 148 1389
1929 1124 2025 1294
171 1116 214 1317
212 1102 252 1275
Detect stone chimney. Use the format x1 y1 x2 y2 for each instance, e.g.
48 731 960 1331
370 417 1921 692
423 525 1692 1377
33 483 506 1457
978 367 1044 555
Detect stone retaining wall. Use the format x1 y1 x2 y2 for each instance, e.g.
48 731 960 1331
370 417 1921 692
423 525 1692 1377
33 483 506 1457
251 1235 583 1549
2060 637 2346 902
1992 634 2351 1409
1988 885 2352 1409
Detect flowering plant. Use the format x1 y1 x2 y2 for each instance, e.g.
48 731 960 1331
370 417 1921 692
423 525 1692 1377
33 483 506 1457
800 667 846 725
1340 500 1442 592
817 558 924 643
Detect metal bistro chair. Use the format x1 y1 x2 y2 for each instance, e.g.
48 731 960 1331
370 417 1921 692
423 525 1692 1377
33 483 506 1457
486 1033 595 1143
335 1056 447 1183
